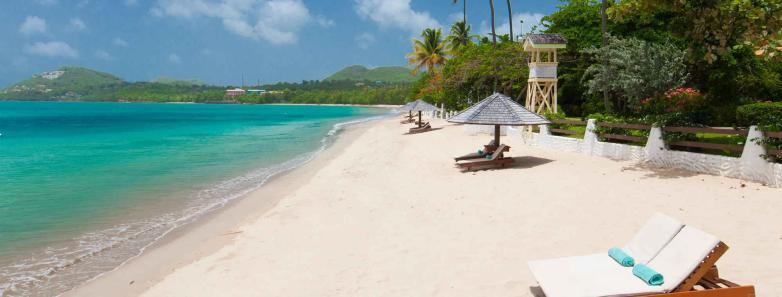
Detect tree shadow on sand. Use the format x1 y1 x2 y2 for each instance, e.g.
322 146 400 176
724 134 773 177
457 156 554 172
620 163 701 179
529 286 546 297
404 127 444 135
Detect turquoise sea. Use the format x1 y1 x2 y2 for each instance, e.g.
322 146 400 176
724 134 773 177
0 101 388 296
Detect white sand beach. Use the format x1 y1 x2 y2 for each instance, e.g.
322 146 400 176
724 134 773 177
65 117 782 297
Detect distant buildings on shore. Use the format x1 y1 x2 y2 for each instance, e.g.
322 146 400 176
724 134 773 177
225 88 283 97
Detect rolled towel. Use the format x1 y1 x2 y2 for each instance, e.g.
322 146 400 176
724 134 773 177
608 247 635 267
478 149 484 155
633 264 664 286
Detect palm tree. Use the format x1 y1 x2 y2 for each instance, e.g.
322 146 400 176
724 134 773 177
489 0 497 46
407 28 447 76
506 0 513 41
446 21 476 54
601 0 611 111
452 0 466 23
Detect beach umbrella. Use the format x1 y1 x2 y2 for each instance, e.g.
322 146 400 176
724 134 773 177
448 93 550 145
401 99 439 127
399 101 415 119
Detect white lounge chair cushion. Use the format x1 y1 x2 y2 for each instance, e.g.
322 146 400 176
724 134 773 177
528 226 719 297
648 226 720 292
528 254 665 297
623 213 684 264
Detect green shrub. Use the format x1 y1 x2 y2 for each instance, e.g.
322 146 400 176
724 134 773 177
736 102 782 130
737 102 782 163
586 113 650 143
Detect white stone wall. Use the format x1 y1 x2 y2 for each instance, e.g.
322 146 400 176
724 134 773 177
513 121 782 187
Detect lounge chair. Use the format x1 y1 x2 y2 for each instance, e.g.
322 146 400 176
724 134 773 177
528 216 755 297
454 140 511 161
409 122 432 134
400 117 415 124
455 144 514 170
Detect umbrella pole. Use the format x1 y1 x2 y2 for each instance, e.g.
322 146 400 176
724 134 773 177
418 111 422 128
494 124 501 145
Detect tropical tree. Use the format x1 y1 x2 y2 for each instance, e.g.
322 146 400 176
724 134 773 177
446 21 477 54
407 28 448 76
582 36 688 113
612 0 782 63
506 0 514 41
489 0 497 46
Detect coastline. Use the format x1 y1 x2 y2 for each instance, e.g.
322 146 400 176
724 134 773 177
61 116 380 297
66 117 782 297
0 99 402 108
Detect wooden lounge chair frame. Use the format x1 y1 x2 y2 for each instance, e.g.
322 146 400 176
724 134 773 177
454 145 510 161
456 144 514 171
643 242 755 297
409 122 432 134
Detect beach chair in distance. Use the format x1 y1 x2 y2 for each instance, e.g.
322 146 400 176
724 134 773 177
408 122 432 134
528 221 755 297
454 140 511 161
455 144 513 171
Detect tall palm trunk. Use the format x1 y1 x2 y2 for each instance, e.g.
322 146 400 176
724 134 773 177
506 0 513 41
463 0 467 23
601 0 611 111
489 0 497 46
453 0 467 23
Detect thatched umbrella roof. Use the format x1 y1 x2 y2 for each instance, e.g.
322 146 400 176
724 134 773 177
448 93 550 126
400 99 438 112
400 99 438 128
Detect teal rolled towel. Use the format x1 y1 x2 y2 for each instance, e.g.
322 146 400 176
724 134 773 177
478 149 484 155
633 264 664 286
608 247 635 267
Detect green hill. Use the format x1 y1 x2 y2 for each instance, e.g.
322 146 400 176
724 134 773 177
1 66 124 100
153 76 205 86
324 65 417 83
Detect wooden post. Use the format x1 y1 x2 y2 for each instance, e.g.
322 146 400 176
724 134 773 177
494 124 501 145
418 111 422 128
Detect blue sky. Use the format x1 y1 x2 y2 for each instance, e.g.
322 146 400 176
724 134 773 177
0 0 561 87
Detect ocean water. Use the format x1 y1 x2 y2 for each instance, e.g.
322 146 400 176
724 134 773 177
0 101 388 296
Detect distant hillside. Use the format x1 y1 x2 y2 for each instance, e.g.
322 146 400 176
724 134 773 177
1 66 123 100
324 65 417 83
153 77 205 86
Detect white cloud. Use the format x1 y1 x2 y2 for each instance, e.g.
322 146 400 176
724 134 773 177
315 16 335 28
69 18 87 31
24 41 79 58
353 0 441 35
479 12 545 39
355 32 375 50
447 12 463 24
95 50 113 60
113 37 129 47
168 53 182 64
19 16 48 35
151 0 332 45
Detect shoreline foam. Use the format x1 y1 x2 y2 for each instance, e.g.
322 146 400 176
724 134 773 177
0 112 389 297
67 117 782 297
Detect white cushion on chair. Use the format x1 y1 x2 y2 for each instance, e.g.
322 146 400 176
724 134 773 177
624 213 684 264
528 254 665 297
648 226 720 292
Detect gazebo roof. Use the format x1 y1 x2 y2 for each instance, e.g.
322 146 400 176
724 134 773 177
400 99 438 112
447 93 550 126
522 34 567 50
